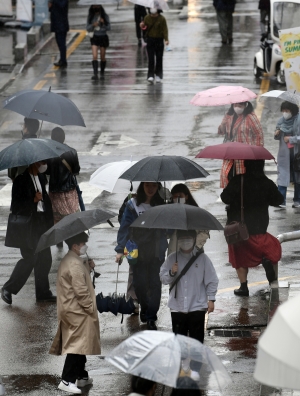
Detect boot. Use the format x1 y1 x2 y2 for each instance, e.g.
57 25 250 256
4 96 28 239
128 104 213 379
262 258 277 284
234 281 249 296
100 60 106 76
91 60 98 80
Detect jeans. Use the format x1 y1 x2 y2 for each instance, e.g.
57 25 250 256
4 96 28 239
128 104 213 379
55 31 67 63
62 354 87 383
146 37 164 79
278 185 287 205
132 257 163 321
216 11 233 42
278 184 300 204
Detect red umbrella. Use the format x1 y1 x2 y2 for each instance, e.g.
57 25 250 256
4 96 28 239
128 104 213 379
196 142 275 160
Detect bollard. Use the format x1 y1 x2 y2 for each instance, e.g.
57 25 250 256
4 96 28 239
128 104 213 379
42 19 51 35
14 43 27 62
27 26 41 48
277 230 300 244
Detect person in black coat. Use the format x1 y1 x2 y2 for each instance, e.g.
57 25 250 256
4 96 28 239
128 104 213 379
1 162 55 305
49 0 69 67
213 0 236 44
258 0 270 34
221 160 284 296
134 5 147 46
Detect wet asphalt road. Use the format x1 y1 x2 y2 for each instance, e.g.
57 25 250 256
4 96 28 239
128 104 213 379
0 0 300 394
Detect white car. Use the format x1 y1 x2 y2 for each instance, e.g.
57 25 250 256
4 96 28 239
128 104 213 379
254 0 300 84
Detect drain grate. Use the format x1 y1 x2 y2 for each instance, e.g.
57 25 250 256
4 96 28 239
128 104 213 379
214 329 253 338
0 64 14 73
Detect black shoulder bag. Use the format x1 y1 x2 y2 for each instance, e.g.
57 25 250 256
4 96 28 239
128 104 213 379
170 249 203 298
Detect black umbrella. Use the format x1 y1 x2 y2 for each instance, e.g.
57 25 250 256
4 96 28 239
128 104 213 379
35 209 117 253
119 156 209 182
3 87 85 127
0 138 72 171
130 203 223 231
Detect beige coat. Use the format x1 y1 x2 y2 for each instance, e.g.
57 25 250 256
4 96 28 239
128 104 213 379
49 250 101 356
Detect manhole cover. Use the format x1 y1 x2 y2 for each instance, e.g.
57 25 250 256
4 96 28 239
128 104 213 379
213 329 253 337
0 64 14 73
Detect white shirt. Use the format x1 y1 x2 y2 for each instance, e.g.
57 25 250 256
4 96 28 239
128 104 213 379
30 174 44 212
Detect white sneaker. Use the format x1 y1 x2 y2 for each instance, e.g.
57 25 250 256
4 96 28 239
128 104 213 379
278 204 286 209
155 75 162 83
147 77 154 83
76 377 93 387
58 380 82 394
190 370 200 381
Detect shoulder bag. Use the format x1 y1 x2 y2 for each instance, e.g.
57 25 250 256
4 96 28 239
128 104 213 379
5 212 35 249
224 175 249 245
62 159 85 211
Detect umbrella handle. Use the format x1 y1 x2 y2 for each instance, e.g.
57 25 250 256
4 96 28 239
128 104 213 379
115 262 120 295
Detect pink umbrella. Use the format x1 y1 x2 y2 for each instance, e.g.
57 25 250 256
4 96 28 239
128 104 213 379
196 142 275 160
190 86 257 106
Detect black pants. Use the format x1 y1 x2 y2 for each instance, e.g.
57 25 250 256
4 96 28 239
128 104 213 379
4 246 52 299
62 354 87 383
55 31 67 63
146 37 164 79
132 257 163 321
171 311 206 371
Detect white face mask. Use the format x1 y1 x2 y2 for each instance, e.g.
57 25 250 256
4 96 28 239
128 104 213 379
178 238 194 251
79 244 88 256
282 112 292 120
150 8 157 14
233 106 244 115
38 164 47 173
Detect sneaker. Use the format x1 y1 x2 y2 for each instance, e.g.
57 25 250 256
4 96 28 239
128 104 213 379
278 204 286 209
155 75 162 83
190 370 200 381
58 380 82 394
147 77 154 83
292 202 300 208
77 377 93 387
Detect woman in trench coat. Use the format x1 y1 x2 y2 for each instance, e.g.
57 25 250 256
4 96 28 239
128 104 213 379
50 232 100 395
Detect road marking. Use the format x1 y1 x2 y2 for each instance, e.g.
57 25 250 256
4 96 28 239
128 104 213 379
44 73 56 78
78 133 140 156
255 78 270 121
217 276 296 295
33 80 48 90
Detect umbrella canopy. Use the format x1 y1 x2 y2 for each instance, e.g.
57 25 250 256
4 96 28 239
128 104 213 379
130 204 223 231
96 292 135 316
196 142 275 160
89 160 140 193
190 86 257 106
3 88 85 127
35 209 117 253
119 156 209 182
0 138 73 171
128 0 169 10
259 90 300 106
106 330 232 391
254 294 300 390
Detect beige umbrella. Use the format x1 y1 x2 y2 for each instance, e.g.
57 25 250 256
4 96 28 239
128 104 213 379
254 294 300 390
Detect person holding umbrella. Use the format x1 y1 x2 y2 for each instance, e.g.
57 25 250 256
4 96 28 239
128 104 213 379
160 230 218 380
134 5 147 46
1 161 55 305
50 232 100 394
86 4 111 80
218 101 264 188
140 8 169 83
115 182 168 330
221 160 284 296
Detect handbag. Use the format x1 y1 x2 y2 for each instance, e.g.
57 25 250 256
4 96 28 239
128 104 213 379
5 212 35 249
62 159 85 211
87 31 94 38
224 175 249 245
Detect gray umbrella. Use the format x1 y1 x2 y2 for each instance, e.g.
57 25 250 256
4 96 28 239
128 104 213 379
130 204 223 231
119 156 209 182
3 87 85 127
0 138 72 171
35 209 117 253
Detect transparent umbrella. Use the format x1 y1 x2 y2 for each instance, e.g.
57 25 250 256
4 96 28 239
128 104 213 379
106 330 232 392
128 0 169 10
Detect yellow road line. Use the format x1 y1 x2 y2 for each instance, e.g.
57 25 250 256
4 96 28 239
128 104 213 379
33 79 48 90
216 276 295 295
255 77 270 121
52 29 86 71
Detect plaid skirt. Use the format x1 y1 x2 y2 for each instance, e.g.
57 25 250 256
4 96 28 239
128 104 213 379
49 188 79 224
228 233 281 269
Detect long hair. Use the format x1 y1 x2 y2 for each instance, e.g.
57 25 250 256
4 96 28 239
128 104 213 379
131 376 155 394
171 183 198 207
136 182 164 206
88 4 108 24
227 101 254 116
280 101 299 117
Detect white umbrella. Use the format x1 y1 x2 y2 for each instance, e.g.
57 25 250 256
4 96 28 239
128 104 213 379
106 330 232 391
254 294 300 390
128 0 169 11
259 90 300 106
89 160 139 193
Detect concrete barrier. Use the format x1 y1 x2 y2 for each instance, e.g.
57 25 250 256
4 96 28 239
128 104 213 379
42 19 51 35
14 43 27 62
27 26 41 48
